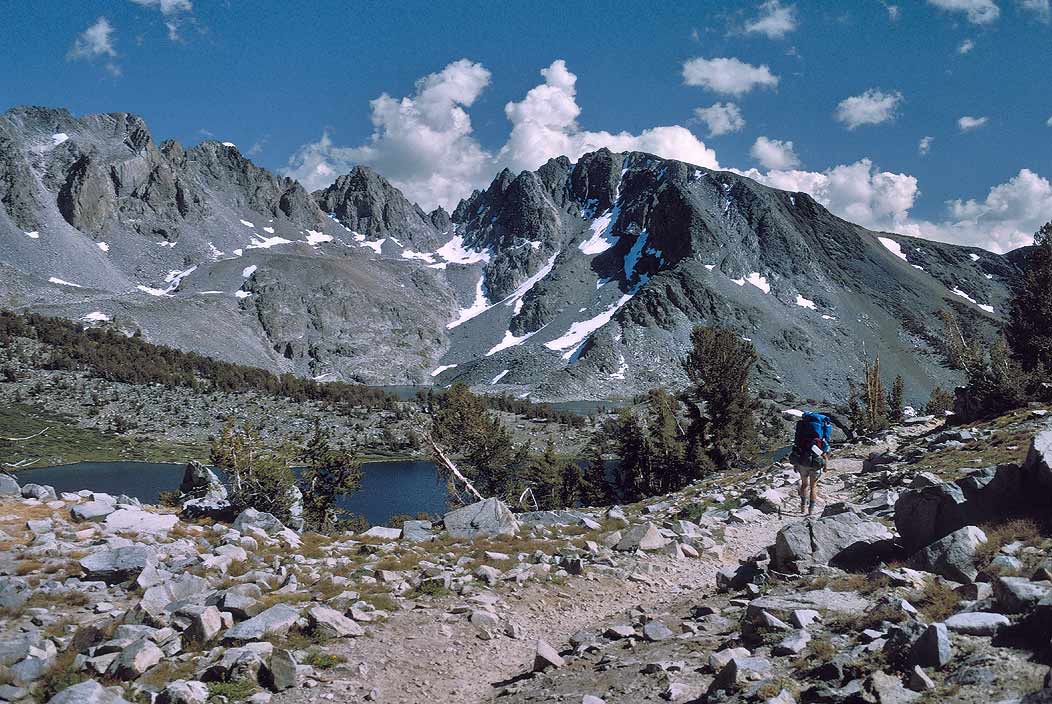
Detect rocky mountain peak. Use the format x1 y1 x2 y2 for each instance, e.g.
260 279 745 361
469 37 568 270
312 165 441 246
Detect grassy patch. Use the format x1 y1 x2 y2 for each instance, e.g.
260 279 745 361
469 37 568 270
974 518 1042 569
207 679 258 702
913 579 962 622
37 651 91 702
303 650 346 669
810 573 891 595
908 423 1032 480
0 402 203 465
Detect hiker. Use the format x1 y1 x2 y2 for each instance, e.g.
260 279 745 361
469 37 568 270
789 412 833 515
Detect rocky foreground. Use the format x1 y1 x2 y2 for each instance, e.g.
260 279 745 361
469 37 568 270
3 412 1052 703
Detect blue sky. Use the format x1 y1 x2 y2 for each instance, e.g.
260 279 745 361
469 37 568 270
3 0 1051 251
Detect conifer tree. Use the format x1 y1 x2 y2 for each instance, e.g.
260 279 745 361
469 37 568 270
580 432 614 506
529 439 565 510
613 409 647 501
682 326 760 470
646 388 686 493
887 375 906 424
298 421 363 533
210 420 297 521
1007 221 1052 377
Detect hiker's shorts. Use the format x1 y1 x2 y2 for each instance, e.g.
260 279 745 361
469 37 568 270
794 462 823 483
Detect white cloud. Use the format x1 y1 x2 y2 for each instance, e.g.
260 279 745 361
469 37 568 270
693 102 746 136
918 136 934 155
882 2 902 20
129 0 192 14
1019 0 1051 20
129 0 193 41
834 89 903 129
740 159 919 233
1046 115 1052 127
958 115 989 131
927 0 1001 24
68 17 117 60
750 136 800 169
499 60 718 174
285 59 493 211
909 169 1052 251
744 1 798 38
957 38 976 53
682 57 779 96
286 59 719 211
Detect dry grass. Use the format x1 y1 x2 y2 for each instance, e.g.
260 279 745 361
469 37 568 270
913 579 962 622
973 518 1042 569
256 591 312 610
136 658 199 688
374 551 426 572
794 636 836 671
831 601 908 632
756 678 800 700
909 425 1032 480
14 558 45 576
809 572 891 595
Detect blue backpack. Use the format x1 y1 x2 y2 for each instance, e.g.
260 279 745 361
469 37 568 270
794 412 833 454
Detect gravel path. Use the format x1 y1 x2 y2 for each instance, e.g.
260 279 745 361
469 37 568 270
276 461 867 704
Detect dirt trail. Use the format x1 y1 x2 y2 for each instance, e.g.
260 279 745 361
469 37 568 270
277 458 873 704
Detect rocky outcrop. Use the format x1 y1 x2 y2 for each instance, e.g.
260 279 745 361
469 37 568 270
771 509 896 571
442 497 520 539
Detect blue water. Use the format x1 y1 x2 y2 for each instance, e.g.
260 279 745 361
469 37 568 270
14 460 448 527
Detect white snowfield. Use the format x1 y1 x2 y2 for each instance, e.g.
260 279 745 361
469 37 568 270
430 364 458 377
609 354 628 380
247 235 293 250
239 219 255 228
24 231 39 239
360 238 384 254
263 226 275 234
545 292 634 359
486 328 541 357
795 295 816 310
305 230 333 245
449 253 560 332
82 311 111 322
745 272 770 294
241 265 257 278
97 242 109 252
490 369 510 385
447 276 489 329
578 208 620 255
878 236 908 261
136 285 170 297
435 234 491 264
234 290 252 299
951 287 994 313
48 277 81 288
51 133 69 146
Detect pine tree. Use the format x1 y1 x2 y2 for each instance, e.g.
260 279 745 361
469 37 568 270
925 386 954 416
560 459 584 509
646 388 686 493
1007 221 1052 377
613 409 647 502
580 433 613 506
682 326 760 470
298 421 363 533
210 421 296 521
529 439 565 510
887 375 906 424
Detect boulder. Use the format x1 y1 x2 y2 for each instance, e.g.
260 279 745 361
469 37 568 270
615 523 667 551
709 656 773 694
745 590 871 626
993 576 1052 614
139 574 211 622
442 498 519 539
0 474 20 495
156 680 209 704
179 605 223 643
771 511 894 571
179 462 232 520
908 623 952 669
202 642 273 682
104 509 179 535
305 605 364 638
21 483 57 500
223 604 300 641
260 649 299 692
80 545 155 583
110 638 163 679
907 525 987 583
532 639 564 672
361 526 401 541
868 671 920 703
402 520 434 542
71 501 117 523
943 612 1009 636
232 508 286 535
46 680 132 704
894 463 1025 553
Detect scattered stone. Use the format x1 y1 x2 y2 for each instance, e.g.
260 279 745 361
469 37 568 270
80 545 155 583
907 666 935 692
362 526 401 540
943 612 1009 636
615 523 667 551
909 623 952 669
908 525 987 583
224 604 300 641
111 638 163 679
443 498 519 539
773 629 811 655
46 680 132 704
868 671 921 703
642 621 674 642
533 639 564 672
157 680 209 704
771 511 894 570
71 501 116 523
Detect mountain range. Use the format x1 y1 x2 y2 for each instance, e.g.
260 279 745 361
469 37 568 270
0 106 1018 403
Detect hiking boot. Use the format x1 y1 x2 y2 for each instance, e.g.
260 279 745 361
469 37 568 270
799 497 806 514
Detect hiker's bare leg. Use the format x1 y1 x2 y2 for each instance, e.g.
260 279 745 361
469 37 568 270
808 476 819 514
798 474 807 513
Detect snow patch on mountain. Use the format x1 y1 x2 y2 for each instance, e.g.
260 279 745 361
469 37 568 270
242 265 257 278
305 230 333 246
239 219 255 228
247 235 293 250
878 237 908 261
579 208 620 255
490 369 510 385
82 311 111 322
447 275 489 329
24 231 39 239
436 234 490 264
545 292 635 360
97 242 109 252
48 277 81 288
745 272 770 293
430 364 458 377
795 295 816 310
